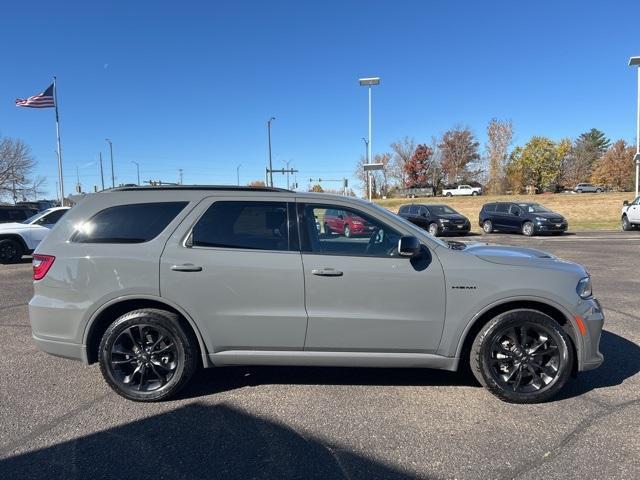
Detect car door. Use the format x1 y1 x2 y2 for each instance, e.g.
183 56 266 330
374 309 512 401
160 196 308 351
416 206 431 228
628 197 640 223
507 204 523 231
492 203 510 230
298 200 446 353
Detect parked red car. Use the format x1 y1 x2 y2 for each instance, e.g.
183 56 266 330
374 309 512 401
323 208 374 237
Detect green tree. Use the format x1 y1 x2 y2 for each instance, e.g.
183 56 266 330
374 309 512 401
578 128 611 154
506 137 570 193
561 129 610 187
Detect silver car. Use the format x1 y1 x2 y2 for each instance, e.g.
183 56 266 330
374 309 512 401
29 186 604 403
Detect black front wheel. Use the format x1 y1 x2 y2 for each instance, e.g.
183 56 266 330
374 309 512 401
99 309 198 402
622 215 633 231
470 310 573 403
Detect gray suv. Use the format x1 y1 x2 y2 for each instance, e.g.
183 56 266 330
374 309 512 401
29 186 604 403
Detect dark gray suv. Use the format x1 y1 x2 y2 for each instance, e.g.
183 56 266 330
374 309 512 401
29 186 603 403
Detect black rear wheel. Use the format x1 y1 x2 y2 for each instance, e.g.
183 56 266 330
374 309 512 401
470 309 573 403
99 308 198 402
0 239 24 264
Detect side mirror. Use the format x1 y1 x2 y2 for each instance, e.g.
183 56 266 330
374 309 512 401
398 236 421 257
623 200 629 206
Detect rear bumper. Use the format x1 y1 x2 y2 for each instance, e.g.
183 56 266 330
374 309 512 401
32 333 87 363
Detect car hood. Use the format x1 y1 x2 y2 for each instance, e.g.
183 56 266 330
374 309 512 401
440 213 468 221
529 212 565 221
0 222 27 230
463 243 585 274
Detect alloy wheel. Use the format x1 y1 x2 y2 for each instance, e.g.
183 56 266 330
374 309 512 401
108 324 179 394
483 220 493 234
428 223 439 236
486 323 561 394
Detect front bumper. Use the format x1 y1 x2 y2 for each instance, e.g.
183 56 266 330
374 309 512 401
574 297 604 371
535 221 568 233
440 223 471 235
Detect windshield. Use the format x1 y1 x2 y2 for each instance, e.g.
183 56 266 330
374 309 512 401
429 205 457 215
22 210 50 224
518 203 551 213
368 202 449 248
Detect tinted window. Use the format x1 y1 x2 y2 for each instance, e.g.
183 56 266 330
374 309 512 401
407 205 418 215
35 209 67 225
508 204 522 215
483 203 496 213
73 202 187 243
419 206 429 217
398 205 409 214
303 204 401 257
192 201 290 251
495 203 510 213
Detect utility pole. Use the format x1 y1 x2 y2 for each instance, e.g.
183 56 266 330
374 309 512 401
178 168 183 185
76 165 81 193
131 161 140 185
267 117 275 187
281 160 292 189
105 138 114 188
266 166 298 188
236 164 241 186
358 77 380 201
99 152 105 191
11 166 16 204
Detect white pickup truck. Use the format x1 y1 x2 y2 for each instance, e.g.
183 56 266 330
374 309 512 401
621 196 640 231
442 185 482 197
0 207 69 263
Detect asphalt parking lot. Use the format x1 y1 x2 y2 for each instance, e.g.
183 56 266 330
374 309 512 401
1 231 639 480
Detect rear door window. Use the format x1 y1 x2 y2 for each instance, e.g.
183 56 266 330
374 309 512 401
495 203 510 213
73 202 187 243
191 201 291 251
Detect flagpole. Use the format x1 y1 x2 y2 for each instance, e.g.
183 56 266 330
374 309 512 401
53 76 65 206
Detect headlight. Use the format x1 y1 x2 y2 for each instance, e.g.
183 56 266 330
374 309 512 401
576 276 592 299
535 217 548 222
439 218 450 223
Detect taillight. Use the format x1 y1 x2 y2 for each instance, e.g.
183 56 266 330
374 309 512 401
33 254 55 281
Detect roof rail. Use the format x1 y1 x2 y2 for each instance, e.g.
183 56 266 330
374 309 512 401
111 185 292 193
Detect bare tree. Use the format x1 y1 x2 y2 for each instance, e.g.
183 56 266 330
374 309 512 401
438 126 481 184
0 136 36 203
485 118 513 195
354 153 392 198
390 136 415 187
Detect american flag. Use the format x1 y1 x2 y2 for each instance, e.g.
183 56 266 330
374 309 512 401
15 83 55 108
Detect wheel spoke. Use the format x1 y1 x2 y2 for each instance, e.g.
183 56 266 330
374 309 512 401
519 326 531 349
124 364 142 385
531 344 558 356
512 366 524 391
154 343 175 355
148 362 166 386
505 328 522 350
137 365 146 391
111 358 137 365
527 334 549 354
151 358 175 372
150 335 167 352
125 328 140 352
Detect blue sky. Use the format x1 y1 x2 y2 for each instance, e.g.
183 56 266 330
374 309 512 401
1 0 639 197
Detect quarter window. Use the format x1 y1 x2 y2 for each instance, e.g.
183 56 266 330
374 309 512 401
192 201 290 251
73 202 187 243
302 204 402 257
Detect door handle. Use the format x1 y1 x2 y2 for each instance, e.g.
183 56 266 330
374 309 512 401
311 268 343 277
170 264 203 272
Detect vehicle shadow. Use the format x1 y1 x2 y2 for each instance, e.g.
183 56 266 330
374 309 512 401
179 363 478 400
557 330 640 400
0 403 419 480
180 330 638 403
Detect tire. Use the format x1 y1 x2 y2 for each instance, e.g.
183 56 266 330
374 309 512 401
98 308 198 402
622 215 633 231
596 188 602 193
522 221 534 236
482 220 493 234
576 189 583 194
324 223 332 235
472 191 478 196
344 224 351 238
427 222 439 236
445 192 452 197
0 238 24 264
470 309 574 403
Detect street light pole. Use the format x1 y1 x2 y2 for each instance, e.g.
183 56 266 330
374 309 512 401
131 161 140 185
362 137 369 163
236 164 241 186
267 117 276 187
99 152 105 190
631 57 640 198
105 139 114 188
359 77 380 201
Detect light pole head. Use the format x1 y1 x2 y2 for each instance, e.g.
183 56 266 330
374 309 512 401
634 153 640 164
359 77 380 86
629 57 640 67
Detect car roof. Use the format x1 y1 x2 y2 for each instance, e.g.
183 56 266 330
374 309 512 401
112 185 291 193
